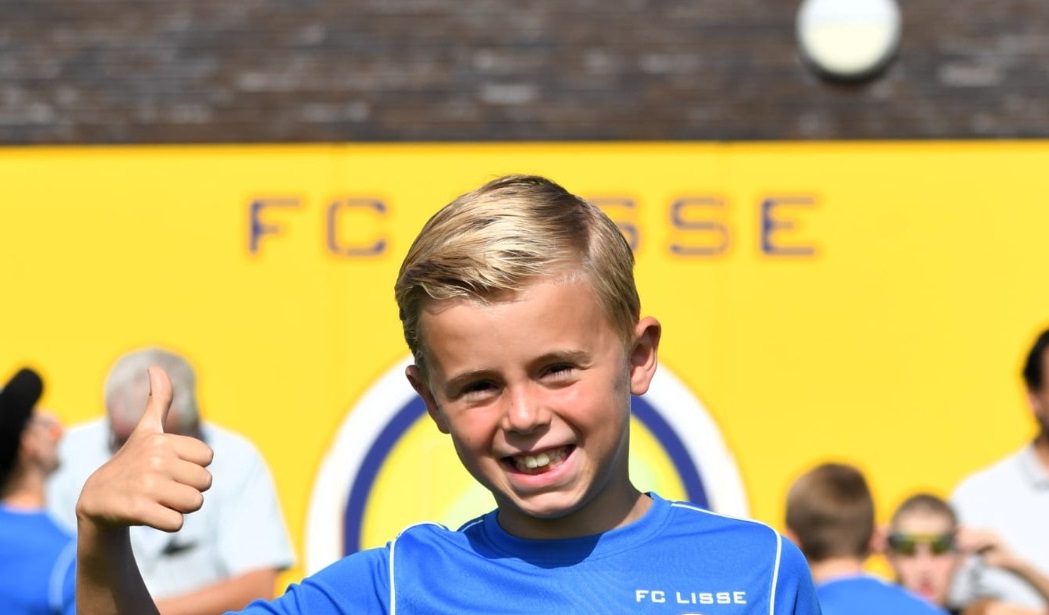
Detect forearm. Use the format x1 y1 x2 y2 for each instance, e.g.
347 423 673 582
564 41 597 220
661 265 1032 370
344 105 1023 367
154 568 278 615
961 600 1047 615
1006 560 1049 607
72 367 214 615
76 522 159 615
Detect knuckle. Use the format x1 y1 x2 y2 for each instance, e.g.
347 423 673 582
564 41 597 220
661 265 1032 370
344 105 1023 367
147 454 166 471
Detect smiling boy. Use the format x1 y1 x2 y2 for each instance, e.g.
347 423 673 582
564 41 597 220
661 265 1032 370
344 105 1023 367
75 174 820 614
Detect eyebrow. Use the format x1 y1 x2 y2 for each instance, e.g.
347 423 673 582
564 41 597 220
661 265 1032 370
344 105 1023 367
443 369 494 397
535 349 592 367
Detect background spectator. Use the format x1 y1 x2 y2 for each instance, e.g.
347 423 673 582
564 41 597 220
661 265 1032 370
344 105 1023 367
46 348 294 615
785 462 947 615
950 328 1049 612
0 366 75 615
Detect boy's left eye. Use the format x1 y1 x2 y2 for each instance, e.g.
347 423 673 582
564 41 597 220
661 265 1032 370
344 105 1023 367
544 364 574 379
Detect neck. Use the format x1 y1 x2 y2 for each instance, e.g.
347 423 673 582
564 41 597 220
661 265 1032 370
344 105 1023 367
0 467 46 510
808 557 866 584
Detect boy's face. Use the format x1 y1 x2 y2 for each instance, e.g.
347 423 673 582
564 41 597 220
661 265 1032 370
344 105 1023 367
886 510 959 606
407 276 660 540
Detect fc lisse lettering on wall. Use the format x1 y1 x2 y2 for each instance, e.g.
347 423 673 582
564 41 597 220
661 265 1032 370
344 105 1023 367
247 194 818 257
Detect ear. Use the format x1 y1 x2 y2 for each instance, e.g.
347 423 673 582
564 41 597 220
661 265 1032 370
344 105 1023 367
871 524 889 555
1027 388 1047 419
17 420 47 467
628 316 662 396
17 428 36 464
406 364 449 434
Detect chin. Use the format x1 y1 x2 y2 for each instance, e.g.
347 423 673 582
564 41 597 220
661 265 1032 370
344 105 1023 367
507 491 587 520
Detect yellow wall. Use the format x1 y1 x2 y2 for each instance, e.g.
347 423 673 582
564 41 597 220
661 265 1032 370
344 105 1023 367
1 142 1042 586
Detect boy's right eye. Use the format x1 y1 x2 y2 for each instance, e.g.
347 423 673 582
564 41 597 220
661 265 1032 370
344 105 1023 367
459 381 498 399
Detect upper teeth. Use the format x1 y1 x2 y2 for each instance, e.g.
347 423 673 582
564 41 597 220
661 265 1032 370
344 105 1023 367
523 453 550 469
515 448 564 471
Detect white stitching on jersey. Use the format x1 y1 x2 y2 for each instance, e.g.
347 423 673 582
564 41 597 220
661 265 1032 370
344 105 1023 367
670 501 784 614
770 532 783 615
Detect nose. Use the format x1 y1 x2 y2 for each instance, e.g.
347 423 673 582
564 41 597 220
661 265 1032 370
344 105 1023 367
501 384 550 434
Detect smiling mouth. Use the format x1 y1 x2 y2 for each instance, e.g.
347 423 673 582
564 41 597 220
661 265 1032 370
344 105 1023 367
505 446 574 474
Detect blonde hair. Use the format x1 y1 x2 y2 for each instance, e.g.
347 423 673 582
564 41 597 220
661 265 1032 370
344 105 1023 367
394 175 640 374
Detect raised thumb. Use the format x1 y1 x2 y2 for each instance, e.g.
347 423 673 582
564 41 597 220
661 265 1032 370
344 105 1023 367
138 365 173 434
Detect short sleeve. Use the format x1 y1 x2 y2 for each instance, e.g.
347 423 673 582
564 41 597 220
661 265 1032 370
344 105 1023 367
773 537 822 615
233 548 390 614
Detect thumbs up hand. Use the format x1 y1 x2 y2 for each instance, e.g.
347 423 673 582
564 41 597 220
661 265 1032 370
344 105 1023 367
76 366 214 532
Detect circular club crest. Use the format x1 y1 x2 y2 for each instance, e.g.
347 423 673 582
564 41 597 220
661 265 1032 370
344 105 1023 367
305 357 748 573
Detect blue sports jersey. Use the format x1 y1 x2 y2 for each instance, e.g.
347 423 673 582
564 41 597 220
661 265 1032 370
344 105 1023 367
817 574 947 615
241 493 820 614
0 505 76 615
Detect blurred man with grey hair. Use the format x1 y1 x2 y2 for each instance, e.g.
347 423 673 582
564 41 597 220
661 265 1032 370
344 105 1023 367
46 347 294 615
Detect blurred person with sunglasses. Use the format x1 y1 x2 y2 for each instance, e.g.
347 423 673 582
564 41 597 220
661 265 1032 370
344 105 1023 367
0 366 75 614
785 462 948 615
885 492 1049 615
884 493 963 610
950 327 1049 612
